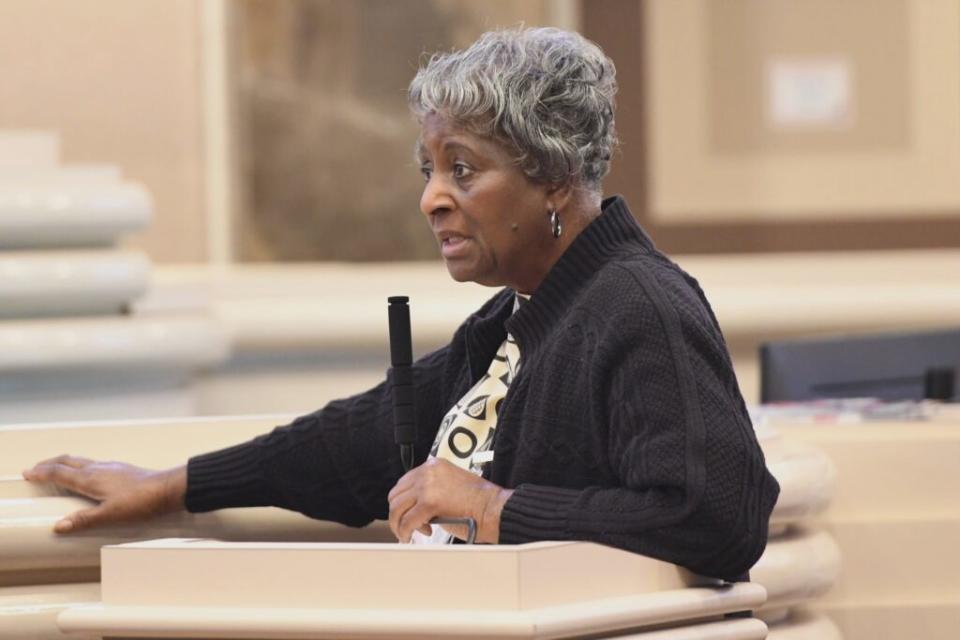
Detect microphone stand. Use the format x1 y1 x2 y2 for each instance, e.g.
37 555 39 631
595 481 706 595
388 296 477 544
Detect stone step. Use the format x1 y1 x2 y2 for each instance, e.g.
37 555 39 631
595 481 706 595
0 181 151 249
0 249 149 318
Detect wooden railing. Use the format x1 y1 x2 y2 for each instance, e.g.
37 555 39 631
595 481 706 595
0 416 843 639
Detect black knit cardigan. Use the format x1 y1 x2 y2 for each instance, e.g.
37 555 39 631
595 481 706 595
186 196 780 580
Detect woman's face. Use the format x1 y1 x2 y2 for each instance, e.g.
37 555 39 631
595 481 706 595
417 112 556 292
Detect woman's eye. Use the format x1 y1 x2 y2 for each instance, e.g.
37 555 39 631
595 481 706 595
420 166 432 181
453 163 472 179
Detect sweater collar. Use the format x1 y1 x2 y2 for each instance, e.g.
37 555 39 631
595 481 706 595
504 195 655 351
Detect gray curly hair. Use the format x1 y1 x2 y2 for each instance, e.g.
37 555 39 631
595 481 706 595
408 27 618 192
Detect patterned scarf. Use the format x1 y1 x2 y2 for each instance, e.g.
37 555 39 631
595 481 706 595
413 294 525 544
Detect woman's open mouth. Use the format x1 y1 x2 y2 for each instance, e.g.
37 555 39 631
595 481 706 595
441 235 470 259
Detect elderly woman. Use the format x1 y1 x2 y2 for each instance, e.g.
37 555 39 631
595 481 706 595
25 28 778 580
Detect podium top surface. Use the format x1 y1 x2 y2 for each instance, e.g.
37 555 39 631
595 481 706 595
57 538 766 639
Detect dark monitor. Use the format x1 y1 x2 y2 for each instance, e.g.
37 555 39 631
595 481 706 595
760 328 960 403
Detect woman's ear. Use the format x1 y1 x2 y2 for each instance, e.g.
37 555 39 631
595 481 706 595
545 181 574 213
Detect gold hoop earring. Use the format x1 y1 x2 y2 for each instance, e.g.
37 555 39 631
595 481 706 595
549 209 562 239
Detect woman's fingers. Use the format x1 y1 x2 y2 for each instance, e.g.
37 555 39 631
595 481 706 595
386 466 420 503
23 462 90 493
396 502 433 543
21 461 186 535
42 463 111 501
52 454 94 469
388 457 484 542
387 458 508 543
389 486 444 541
55 502 116 534
388 486 417 541
27 454 94 472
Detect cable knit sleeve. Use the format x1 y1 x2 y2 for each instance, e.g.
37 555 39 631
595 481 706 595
498 263 779 580
185 345 453 526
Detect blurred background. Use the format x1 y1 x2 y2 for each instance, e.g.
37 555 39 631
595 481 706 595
5 0 960 264
4 0 960 264
1 0 958 417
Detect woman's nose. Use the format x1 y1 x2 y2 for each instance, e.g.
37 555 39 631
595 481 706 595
419 174 454 218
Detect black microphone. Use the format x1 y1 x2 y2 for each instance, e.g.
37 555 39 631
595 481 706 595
388 296 415 471
387 295 477 544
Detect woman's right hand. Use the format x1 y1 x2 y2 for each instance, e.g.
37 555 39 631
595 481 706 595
21 455 187 534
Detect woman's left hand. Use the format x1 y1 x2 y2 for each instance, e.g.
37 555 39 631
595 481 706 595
387 457 513 544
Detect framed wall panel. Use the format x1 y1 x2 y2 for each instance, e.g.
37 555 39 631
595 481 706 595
644 0 960 224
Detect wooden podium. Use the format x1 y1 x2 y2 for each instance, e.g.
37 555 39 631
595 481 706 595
57 539 767 639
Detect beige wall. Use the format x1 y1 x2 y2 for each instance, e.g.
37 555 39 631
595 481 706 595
0 0 207 262
588 0 960 254
645 0 960 224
